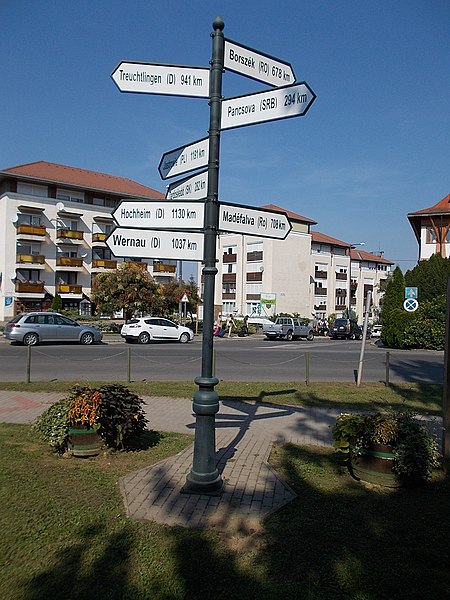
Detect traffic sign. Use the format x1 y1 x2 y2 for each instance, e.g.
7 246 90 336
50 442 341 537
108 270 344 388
181 293 189 303
106 228 204 261
221 82 316 130
219 202 292 239
405 287 418 299
111 62 210 98
158 137 209 180
166 170 208 200
403 298 419 312
224 39 296 87
112 200 205 230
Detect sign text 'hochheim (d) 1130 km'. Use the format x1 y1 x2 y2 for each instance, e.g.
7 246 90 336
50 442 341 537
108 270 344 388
111 62 210 98
106 228 204 262
223 38 296 87
219 203 291 239
112 200 205 230
221 82 316 130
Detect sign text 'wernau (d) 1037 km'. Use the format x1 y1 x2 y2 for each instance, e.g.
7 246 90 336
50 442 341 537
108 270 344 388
219 203 291 239
158 137 209 180
224 39 296 87
221 82 316 130
106 228 204 261
166 170 208 200
111 62 210 98
112 201 205 230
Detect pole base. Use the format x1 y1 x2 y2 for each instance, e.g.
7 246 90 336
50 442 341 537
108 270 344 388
182 471 224 496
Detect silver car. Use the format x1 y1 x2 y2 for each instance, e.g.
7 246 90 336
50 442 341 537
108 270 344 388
121 317 194 344
3 312 103 346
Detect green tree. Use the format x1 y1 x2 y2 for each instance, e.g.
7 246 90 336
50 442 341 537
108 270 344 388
160 277 201 321
380 266 411 347
405 253 450 302
91 263 163 320
51 293 63 312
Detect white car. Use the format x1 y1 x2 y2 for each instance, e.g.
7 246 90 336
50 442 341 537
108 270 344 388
371 325 382 338
121 317 194 344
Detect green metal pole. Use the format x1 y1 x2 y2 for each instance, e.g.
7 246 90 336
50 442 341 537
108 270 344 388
184 16 224 494
26 345 31 384
385 351 390 386
305 352 310 386
127 347 131 383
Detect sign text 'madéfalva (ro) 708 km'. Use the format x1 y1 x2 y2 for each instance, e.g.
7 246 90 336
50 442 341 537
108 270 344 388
106 228 204 261
111 61 210 98
221 81 316 130
218 203 291 239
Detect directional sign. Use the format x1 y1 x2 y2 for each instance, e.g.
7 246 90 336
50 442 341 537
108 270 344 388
221 82 316 131
405 287 418 299
106 228 204 261
219 203 291 239
158 137 209 180
403 298 419 312
111 61 210 98
166 170 208 200
224 39 296 87
112 200 205 230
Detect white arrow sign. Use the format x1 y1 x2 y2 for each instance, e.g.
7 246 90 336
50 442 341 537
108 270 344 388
224 39 296 87
111 62 210 98
219 203 292 239
112 200 205 230
158 137 209 180
166 170 208 200
221 82 316 130
106 228 204 261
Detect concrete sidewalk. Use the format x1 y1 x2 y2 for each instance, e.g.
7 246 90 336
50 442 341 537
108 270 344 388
0 389 342 531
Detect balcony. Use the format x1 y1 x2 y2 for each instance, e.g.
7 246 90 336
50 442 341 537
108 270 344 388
16 253 45 265
314 270 328 279
351 298 357 305
16 224 47 238
222 273 236 283
92 232 107 243
336 272 348 280
124 261 148 270
56 257 83 268
223 253 237 263
56 284 82 294
92 259 117 270
246 272 263 282
350 281 358 290
246 294 261 300
153 263 176 273
314 287 327 295
222 293 236 299
56 229 84 241
314 304 327 311
246 251 263 262
15 281 45 294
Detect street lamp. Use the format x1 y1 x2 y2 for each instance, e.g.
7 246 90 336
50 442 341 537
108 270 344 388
348 242 365 319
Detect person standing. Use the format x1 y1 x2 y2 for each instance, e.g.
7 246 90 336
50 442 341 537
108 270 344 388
226 315 235 338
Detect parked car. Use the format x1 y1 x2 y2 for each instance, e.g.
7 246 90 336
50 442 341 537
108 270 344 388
371 324 382 338
330 318 363 340
121 317 194 344
3 312 103 346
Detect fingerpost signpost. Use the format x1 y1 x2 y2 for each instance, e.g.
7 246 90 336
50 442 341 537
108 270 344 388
110 17 316 494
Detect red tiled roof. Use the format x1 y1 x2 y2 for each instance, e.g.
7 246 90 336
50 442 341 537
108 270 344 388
350 248 393 265
407 194 450 216
260 204 317 224
311 230 350 248
1 161 165 199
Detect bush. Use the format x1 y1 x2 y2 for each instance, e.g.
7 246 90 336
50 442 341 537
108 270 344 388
32 397 71 453
97 384 147 450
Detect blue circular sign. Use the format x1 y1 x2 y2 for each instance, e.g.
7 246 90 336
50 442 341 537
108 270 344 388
403 298 419 312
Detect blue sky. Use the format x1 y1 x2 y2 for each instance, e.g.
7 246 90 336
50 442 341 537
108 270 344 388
2 0 449 275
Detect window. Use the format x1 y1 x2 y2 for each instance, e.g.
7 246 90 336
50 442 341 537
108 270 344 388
222 301 236 314
18 213 41 226
92 197 105 206
56 188 85 203
17 242 41 254
17 182 48 197
426 227 436 244
246 261 263 273
246 282 262 295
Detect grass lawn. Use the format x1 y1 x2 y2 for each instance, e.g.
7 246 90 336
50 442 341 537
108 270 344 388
0 380 444 415
1 423 448 599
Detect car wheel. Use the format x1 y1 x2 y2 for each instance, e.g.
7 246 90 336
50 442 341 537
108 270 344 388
138 332 150 344
285 330 293 341
23 332 39 346
350 333 356 340
179 332 190 343
306 331 314 341
80 332 94 345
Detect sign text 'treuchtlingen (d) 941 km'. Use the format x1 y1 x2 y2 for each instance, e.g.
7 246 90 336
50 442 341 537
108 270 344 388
111 62 210 98
221 82 316 130
106 228 204 261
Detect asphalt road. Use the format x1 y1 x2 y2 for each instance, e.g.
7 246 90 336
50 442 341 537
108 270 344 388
0 334 444 384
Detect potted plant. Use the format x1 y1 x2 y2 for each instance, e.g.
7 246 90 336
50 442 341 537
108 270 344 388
33 384 147 456
331 409 441 487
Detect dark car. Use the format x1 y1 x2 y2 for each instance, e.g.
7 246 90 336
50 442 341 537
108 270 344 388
3 312 103 346
330 318 362 340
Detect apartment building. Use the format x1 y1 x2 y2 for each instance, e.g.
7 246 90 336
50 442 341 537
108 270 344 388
408 193 450 260
207 206 393 321
0 161 170 322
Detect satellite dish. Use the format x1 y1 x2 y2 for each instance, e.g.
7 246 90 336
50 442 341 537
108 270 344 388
56 202 65 211
80 250 88 258
10 215 19 223
9 271 17 279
